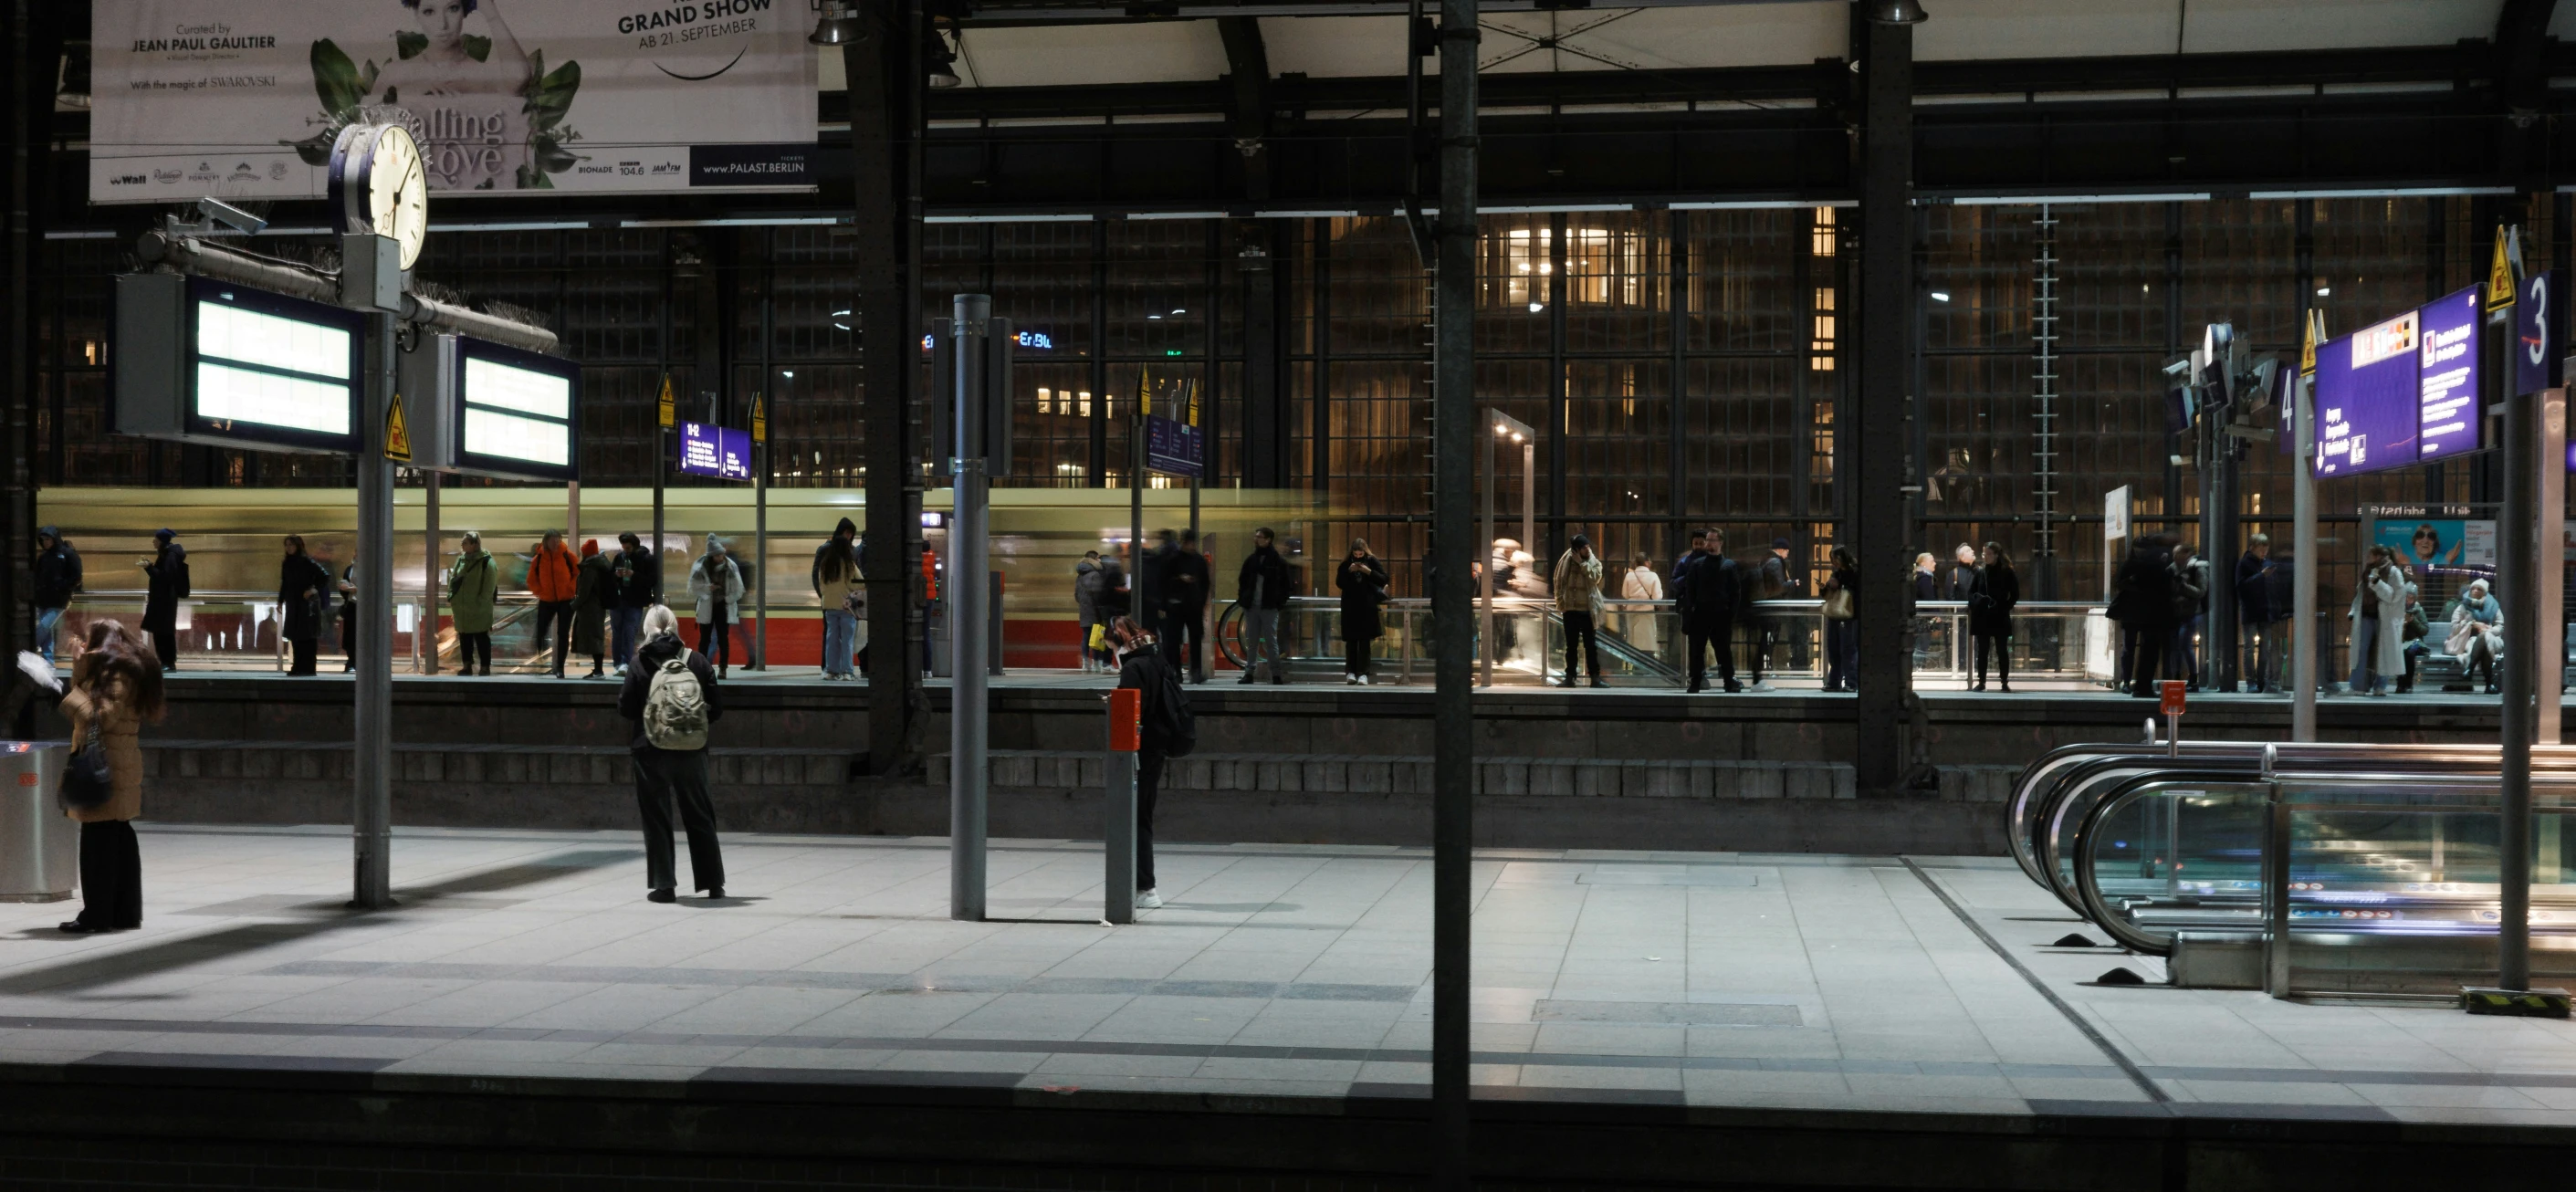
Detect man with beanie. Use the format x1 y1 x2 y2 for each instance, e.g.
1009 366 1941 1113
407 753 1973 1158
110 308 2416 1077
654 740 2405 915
33 527 80 664
528 530 581 678
141 529 186 671
1552 534 1605 687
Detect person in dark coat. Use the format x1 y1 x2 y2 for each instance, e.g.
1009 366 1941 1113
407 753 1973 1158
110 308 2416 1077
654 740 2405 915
1822 548 1859 692
277 535 333 676
54 621 164 934
2236 533 2281 693
34 526 81 664
571 538 613 679
1968 541 2019 693
616 604 725 903
611 531 659 674
1236 528 1292 685
1158 529 1212 683
336 561 361 673
141 528 185 671
1335 538 1390 685
2109 537 2174 697
1677 528 1741 694
1109 615 1181 910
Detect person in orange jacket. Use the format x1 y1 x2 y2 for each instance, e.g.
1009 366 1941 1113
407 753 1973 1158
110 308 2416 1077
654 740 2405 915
528 529 582 679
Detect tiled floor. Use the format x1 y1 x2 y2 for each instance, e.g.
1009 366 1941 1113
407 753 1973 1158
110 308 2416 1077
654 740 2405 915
1 823 2571 1124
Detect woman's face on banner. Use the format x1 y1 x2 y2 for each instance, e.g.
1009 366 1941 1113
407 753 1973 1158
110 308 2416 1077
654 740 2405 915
2414 528 2439 561
417 0 470 47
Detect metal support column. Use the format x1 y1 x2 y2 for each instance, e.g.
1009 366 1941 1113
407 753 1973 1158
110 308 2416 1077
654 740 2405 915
1430 0 1480 1180
2292 357 2319 742
949 295 992 922
423 472 440 674
2501 300 2536 991
1853 8 1918 796
353 308 396 910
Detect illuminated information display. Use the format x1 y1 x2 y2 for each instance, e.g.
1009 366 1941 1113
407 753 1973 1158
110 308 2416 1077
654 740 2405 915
455 338 579 482
2312 286 2482 479
677 421 753 480
113 275 367 455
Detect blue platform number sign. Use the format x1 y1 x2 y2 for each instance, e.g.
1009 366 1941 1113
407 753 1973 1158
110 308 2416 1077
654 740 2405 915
2520 268 2559 400
1145 413 1203 479
677 420 752 481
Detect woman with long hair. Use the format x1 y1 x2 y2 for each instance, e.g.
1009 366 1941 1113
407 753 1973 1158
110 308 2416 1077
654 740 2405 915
58 621 166 933
1335 538 1389 685
1822 547 1859 693
813 518 863 681
277 535 332 676
1969 542 2020 692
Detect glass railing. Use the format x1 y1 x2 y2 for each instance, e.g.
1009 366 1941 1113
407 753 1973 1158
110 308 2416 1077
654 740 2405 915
41 590 595 675
1211 596 2111 687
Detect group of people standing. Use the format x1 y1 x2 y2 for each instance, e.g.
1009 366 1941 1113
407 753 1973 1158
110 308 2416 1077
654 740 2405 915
1911 542 2022 692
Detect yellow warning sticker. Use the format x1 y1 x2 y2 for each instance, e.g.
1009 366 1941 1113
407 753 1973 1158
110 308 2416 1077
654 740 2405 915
2300 308 2324 376
2489 226 2520 313
751 392 768 444
384 392 413 462
656 373 676 429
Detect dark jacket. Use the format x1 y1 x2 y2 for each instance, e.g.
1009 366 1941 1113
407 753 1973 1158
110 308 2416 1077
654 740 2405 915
2236 551 2277 624
1335 553 1389 641
1912 570 1938 603
278 552 332 640
1676 551 1741 631
1115 641 1181 756
1159 544 1211 614
2169 556 2209 622
616 632 724 751
1239 545 1292 610
1753 553 1793 606
1947 562 1979 601
143 540 186 628
2108 545 2173 628
34 527 80 609
613 548 660 610
1969 564 2019 639
572 552 613 655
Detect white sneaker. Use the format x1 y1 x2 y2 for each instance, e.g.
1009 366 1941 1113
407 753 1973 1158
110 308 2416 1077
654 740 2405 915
1136 889 1163 909
1751 681 1775 692
1357 674 1370 685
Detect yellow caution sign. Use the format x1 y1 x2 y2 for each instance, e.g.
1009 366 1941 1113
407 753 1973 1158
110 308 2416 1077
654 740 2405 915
2489 225 2522 314
384 392 413 462
656 373 676 429
1186 378 1200 427
2300 308 2325 376
751 392 768 445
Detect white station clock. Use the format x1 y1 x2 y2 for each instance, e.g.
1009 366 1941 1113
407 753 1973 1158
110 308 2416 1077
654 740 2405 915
328 123 429 270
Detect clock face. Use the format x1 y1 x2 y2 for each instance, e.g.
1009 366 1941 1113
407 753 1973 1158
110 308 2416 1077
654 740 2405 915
369 125 430 270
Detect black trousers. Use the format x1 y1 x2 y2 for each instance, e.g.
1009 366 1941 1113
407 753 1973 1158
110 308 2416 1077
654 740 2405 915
1159 607 1203 679
1746 617 1780 683
458 632 491 673
339 606 360 671
534 601 573 674
698 605 730 668
1563 611 1601 679
632 748 724 893
1137 749 1164 892
1974 633 2010 686
287 633 318 675
2120 626 2166 696
1686 617 1734 690
78 819 141 930
1345 634 1375 679
145 621 178 671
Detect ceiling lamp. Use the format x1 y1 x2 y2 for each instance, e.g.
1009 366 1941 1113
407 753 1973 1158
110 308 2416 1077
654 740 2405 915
810 0 861 46
1866 0 1927 24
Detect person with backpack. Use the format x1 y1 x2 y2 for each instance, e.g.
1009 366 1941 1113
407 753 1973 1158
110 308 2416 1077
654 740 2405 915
1550 534 1604 687
1745 537 1795 691
1109 615 1191 910
141 528 186 672
33 526 80 664
528 530 581 679
446 531 500 676
1677 528 1742 694
277 535 333 677
815 518 864 680
617 603 726 903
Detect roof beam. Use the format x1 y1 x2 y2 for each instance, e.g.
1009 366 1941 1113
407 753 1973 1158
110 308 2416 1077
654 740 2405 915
2497 0 2559 113
1218 16 1273 200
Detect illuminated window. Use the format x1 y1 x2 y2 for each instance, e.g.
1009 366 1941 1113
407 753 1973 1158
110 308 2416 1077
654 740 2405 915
1812 208 1838 256
1811 287 1838 371
1037 386 1052 413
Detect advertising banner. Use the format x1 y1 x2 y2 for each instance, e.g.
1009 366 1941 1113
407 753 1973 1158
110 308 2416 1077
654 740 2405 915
90 0 818 204
2372 519 2497 570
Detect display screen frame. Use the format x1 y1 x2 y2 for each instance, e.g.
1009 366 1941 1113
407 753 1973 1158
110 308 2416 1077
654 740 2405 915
452 335 581 483
183 276 366 455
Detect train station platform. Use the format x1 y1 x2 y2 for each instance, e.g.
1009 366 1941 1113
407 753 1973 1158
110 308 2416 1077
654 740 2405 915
0 824 2566 1187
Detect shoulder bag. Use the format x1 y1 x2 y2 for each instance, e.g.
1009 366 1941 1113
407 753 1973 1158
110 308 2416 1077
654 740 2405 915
59 716 112 810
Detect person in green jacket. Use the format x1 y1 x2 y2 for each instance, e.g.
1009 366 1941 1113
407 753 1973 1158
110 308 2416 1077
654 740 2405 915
447 531 500 676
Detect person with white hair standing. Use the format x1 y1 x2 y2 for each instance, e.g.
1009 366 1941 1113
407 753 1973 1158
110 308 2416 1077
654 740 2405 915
687 533 746 679
616 603 727 903
2447 577 2505 695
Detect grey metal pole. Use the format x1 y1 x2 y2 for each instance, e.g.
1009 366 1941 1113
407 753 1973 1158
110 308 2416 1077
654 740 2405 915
755 438 769 671
1481 422 1494 686
950 294 992 923
2502 311 2537 993
2291 368 2318 742
353 309 396 910
423 470 439 674
2539 383 2566 746
1131 415 1147 625
1431 0 1479 1178
653 419 666 604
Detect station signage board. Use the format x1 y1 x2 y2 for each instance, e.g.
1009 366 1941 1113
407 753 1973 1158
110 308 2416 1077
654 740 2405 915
2312 286 2483 478
677 420 753 480
456 339 580 482
1145 413 1203 479
114 273 366 455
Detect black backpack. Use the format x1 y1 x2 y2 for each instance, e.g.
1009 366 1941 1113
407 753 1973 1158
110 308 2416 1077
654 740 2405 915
1141 651 1197 758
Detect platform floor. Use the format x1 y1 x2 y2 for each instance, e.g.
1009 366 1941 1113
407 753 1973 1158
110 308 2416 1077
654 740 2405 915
0 824 2569 1126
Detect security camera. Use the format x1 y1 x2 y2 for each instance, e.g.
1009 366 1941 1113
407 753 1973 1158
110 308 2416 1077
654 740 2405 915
196 197 267 235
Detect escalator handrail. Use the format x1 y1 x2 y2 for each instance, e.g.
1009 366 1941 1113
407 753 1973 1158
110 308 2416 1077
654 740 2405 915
2069 769 2273 956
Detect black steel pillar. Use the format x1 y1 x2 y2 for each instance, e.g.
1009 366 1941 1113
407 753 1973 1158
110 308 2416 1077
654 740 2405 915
1090 221 1109 486
1547 211 1568 568
1855 9 1916 797
1 0 37 674
846 2 927 776
1241 222 1287 489
1430 2 1480 1186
